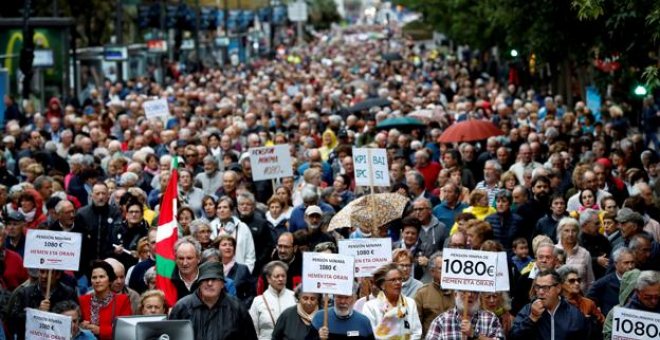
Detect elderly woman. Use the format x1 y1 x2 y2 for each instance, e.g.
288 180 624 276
462 189 496 221
177 206 195 236
362 263 422 339
557 265 605 338
217 234 255 306
480 291 514 337
266 195 289 241
138 289 167 315
249 261 296 340
189 219 213 250
210 196 256 273
556 217 595 292
79 261 132 339
392 248 423 298
272 286 321 340
465 220 494 250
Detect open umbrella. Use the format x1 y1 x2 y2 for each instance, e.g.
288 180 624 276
437 119 504 143
328 193 410 233
346 98 392 113
376 116 426 130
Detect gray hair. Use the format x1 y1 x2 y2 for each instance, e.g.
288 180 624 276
556 264 581 283
629 233 653 250
201 248 221 263
412 197 432 209
174 236 202 258
485 159 502 173
237 191 256 205
263 260 289 277
119 172 139 186
635 270 660 291
612 247 634 263
301 185 319 204
428 251 443 269
578 209 600 227
556 217 580 242
203 155 217 165
33 175 53 190
69 153 84 166
143 266 156 285
189 220 211 236
54 200 74 214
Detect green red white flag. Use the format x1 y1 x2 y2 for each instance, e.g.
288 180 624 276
155 158 179 307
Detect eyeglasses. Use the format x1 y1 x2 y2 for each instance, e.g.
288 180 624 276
533 283 558 292
384 277 403 283
566 278 582 284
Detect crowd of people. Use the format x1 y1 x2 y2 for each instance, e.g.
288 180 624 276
0 23 659 340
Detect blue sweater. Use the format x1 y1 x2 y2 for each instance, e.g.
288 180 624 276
309 308 375 340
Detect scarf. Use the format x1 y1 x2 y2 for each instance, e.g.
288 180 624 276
90 292 114 325
297 303 316 326
223 259 235 277
19 207 36 222
578 204 599 213
490 306 506 317
266 212 287 227
374 291 410 340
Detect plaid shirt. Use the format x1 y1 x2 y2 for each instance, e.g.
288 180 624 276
425 307 504 340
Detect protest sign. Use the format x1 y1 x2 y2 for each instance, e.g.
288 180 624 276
248 145 293 181
352 148 390 187
302 252 354 296
25 308 72 340
24 229 82 271
440 248 499 292
612 307 660 340
495 252 510 291
338 238 391 277
142 98 170 120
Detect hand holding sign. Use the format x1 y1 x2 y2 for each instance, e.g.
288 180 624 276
440 248 509 292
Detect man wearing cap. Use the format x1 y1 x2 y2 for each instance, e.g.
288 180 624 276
169 261 258 340
4 211 26 257
304 205 334 250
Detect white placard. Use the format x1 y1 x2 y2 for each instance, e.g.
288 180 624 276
338 238 392 277
287 1 308 22
24 229 82 271
26 308 72 340
353 148 390 187
495 252 510 291
302 252 355 296
612 307 660 340
248 145 293 181
142 98 171 120
440 248 498 292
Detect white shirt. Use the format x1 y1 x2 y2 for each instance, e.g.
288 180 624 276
566 189 611 212
249 286 296 340
210 217 256 273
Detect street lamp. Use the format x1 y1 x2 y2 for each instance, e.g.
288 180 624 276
634 85 648 97
510 49 518 58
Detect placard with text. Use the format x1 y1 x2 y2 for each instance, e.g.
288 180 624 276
24 229 82 271
338 238 391 277
249 145 293 181
302 252 355 296
352 148 390 187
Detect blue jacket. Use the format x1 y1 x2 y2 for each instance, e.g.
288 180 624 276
288 202 335 232
511 298 587 340
486 211 523 251
432 201 468 233
586 272 620 316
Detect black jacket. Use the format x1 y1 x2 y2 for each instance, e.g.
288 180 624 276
76 203 123 275
169 290 257 340
227 262 256 308
48 218 91 275
111 219 149 269
240 212 274 277
6 282 79 340
586 272 620 316
511 298 587 340
579 232 611 280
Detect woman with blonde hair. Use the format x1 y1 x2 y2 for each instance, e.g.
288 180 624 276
462 190 496 221
138 290 167 315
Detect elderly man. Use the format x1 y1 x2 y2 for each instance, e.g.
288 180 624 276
104 258 140 313
579 208 612 279
566 170 612 212
195 155 224 195
603 270 660 339
508 143 543 184
475 160 503 206
415 252 455 337
303 205 334 250
169 261 257 340
288 186 334 233
432 182 468 233
310 286 374 340
511 243 560 314
587 247 636 315
411 198 447 282
629 233 660 271
414 149 442 192
171 237 203 299
426 290 504 340
511 270 587 340
237 192 274 276
6 269 79 340
4 210 26 257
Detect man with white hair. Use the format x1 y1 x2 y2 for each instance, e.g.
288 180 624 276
310 284 374 340
195 155 224 195
475 160 503 206
426 291 504 339
509 143 543 184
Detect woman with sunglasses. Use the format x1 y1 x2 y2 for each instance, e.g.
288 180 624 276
557 265 604 337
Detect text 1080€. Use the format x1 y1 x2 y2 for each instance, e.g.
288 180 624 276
613 317 660 339
443 259 495 276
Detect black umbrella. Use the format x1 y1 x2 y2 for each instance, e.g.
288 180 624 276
382 52 403 61
346 98 392 113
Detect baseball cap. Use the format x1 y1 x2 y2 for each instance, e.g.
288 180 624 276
305 205 323 216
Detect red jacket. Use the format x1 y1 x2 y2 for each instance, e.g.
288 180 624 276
1 249 28 290
80 293 133 340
